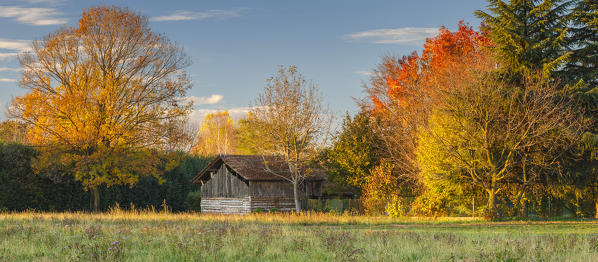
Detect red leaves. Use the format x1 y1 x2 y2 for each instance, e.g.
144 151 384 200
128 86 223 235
368 21 494 113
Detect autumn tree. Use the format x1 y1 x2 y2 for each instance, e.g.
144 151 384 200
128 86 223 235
0 120 28 144
364 22 494 201
192 111 236 156
245 65 330 212
416 74 582 218
236 112 270 155
9 6 192 211
361 162 401 215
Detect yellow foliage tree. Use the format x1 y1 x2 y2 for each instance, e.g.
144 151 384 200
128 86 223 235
415 74 582 218
9 6 192 211
361 162 401 216
192 111 236 156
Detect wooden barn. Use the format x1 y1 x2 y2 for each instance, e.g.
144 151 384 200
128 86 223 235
191 155 326 214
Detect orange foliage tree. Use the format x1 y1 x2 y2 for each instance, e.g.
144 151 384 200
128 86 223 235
9 6 192 211
362 21 495 210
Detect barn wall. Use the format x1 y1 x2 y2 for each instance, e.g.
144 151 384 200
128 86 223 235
200 164 249 198
304 181 323 197
201 197 251 214
200 196 296 214
249 181 294 197
250 197 295 212
249 181 323 198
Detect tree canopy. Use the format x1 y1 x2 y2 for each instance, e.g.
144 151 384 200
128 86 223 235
9 6 192 211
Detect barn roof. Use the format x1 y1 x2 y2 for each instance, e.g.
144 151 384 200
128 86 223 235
191 155 327 183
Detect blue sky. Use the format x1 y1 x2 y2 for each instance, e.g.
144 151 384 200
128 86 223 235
0 0 487 124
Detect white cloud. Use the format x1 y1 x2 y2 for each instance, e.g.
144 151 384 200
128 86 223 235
344 27 439 44
181 94 224 106
355 70 373 76
0 38 31 61
189 106 256 124
0 78 17 82
0 67 21 72
0 6 67 26
0 38 31 51
0 53 19 60
23 0 66 4
151 8 245 22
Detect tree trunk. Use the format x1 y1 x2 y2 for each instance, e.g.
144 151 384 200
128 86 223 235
92 187 100 212
516 189 526 217
293 181 301 213
486 179 497 219
487 190 495 218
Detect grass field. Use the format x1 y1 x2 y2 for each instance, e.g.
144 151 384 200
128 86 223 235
1 210 598 261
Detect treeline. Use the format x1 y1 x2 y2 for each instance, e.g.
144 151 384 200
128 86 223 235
325 0 598 218
2 2 597 218
0 141 208 212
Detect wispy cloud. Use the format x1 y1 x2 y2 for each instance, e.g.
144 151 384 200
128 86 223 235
0 78 17 82
0 6 67 25
0 38 31 51
189 106 256 124
344 27 439 44
0 67 21 72
23 0 66 5
0 53 19 60
151 8 245 22
181 94 224 106
0 38 31 61
354 70 373 76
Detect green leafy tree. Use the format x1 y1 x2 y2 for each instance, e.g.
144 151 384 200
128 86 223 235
416 74 582 218
323 112 381 194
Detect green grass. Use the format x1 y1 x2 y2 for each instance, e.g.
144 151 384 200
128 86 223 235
1 212 598 261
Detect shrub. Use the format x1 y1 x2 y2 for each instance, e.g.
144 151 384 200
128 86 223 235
386 195 405 218
184 191 202 212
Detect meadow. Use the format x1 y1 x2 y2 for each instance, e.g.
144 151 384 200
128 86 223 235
1 210 598 261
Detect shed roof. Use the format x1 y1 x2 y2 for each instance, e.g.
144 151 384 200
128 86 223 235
191 155 327 183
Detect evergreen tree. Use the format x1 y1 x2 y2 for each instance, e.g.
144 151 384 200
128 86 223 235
563 0 598 218
566 0 598 86
323 112 382 195
475 0 573 80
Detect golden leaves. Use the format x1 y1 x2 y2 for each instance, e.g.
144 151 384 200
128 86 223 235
9 6 191 190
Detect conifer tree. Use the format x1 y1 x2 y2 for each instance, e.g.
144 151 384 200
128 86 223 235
565 0 598 218
475 0 573 80
566 0 598 86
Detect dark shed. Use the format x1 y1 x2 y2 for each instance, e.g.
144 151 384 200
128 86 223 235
191 155 326 214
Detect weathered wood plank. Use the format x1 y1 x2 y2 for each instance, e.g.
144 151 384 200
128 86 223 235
201 197 251 214
201 165 249 198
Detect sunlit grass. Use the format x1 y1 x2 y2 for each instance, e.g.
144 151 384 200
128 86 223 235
0 207 486 225
2 209 598 261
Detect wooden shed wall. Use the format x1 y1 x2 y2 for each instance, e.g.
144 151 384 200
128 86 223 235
200 164 249 198
198 161 325 214
201 196 295 214
249 181 323 197
201 197 251 214
250 197 295 212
